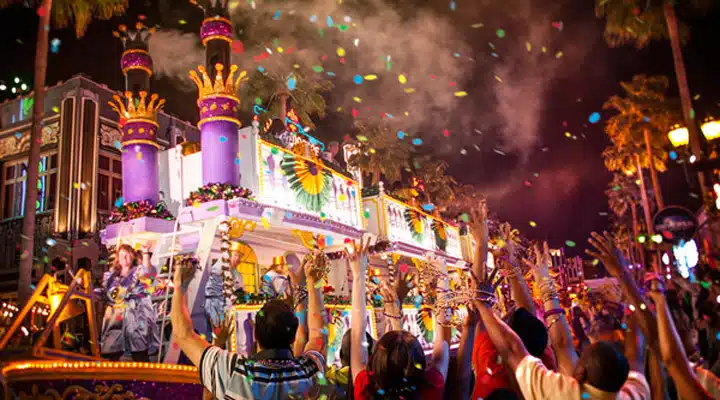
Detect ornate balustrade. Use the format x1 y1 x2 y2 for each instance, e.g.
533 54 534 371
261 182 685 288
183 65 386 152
363 192 462 260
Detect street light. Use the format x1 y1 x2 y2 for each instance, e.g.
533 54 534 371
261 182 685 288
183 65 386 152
668 117 720 147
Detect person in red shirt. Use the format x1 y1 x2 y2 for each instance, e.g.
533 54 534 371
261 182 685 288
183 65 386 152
472 307 554 399
353 330 445 399
348 238 451 400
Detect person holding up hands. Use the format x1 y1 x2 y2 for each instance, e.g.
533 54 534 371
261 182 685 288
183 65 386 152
350 236 449 399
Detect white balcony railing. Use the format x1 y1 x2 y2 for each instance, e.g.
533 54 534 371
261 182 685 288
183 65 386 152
363 192 462 259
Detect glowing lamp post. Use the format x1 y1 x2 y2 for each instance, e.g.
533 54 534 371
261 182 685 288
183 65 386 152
668 117 720 147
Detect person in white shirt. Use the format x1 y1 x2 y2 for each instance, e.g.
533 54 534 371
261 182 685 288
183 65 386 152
476 299 651 400
260 255 290 299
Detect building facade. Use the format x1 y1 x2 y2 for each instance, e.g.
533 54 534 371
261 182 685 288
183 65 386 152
0 75 199 293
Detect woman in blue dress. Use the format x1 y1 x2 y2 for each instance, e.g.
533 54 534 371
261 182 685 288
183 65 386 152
100 243 159 361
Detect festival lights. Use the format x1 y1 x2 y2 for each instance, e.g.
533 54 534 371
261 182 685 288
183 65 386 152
2 361 197 375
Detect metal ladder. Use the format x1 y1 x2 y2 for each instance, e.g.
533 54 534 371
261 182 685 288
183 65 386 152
153 214 228 364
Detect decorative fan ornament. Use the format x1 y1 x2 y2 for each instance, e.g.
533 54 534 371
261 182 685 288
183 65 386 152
418 305 435 344
280 152 332 212
432 220 448 252
404 209 425 242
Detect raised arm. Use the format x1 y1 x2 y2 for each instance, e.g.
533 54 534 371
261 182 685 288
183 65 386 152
456 304 479 399
302 250 328 356
349 237 371 382
586 232 659 350
647 290 712 400
498 224 535 316
290 257 309 356
532 242 577 375
476 300 529 372
170 258 210 366
469 201 489 281
430 256 452 380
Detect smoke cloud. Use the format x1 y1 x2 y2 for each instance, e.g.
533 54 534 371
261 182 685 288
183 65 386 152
149 0 592 161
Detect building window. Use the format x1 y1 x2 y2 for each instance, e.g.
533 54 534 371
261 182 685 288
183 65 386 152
1 152 58 219
97 151 122 212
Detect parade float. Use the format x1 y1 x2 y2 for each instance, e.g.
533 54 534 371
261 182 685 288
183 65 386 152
0 2 478 398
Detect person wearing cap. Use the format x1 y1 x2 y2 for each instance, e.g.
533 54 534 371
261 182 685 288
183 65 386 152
205 242 245 331
260 255 290 299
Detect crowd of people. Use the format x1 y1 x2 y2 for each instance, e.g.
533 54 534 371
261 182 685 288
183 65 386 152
98 200 720 399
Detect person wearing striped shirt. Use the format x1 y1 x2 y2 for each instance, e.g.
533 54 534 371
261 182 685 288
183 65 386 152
170 250 328 399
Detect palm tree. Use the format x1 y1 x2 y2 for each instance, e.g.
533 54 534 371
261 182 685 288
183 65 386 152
603 74 679 209
602 143 656 237
0 0 128 307
242 66 332 130
346 121 413 186
412 157 457 206
607 173 645 265
595 0 712 189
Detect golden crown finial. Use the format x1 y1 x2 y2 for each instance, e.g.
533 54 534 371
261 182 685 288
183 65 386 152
189 63 248 100
108 90 165 121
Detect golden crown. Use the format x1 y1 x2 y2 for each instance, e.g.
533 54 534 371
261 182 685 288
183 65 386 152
189 63 247 100
108 91 165 121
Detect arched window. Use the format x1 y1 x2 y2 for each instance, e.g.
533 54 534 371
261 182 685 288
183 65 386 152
233 242 258 293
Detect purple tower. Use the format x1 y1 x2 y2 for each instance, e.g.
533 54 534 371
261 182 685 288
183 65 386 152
191 0 245 186
109 24 164 204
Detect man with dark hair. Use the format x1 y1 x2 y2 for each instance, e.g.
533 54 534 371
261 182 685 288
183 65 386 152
576 341 630 393
509 308 549 358
170 253 328 399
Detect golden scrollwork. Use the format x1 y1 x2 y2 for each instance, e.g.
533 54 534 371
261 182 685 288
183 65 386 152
19 383 150 400
228 218 257 239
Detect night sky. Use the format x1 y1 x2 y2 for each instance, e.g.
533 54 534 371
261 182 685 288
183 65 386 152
1 0 719 257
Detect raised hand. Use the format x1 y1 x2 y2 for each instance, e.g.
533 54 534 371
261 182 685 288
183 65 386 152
500 223 516 258
585 231 624 277
469 200 488 239
463 302 480 329
212 312 235 348
524 242 551 281
346 235 372 277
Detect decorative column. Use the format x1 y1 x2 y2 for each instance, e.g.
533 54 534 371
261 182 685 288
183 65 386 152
191 1 243 187
109 24 164 203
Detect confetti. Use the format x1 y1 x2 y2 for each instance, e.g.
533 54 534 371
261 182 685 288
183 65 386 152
178 19 187 25
273 9 281 20
496 29 506 38
450 1 456 11
50 38 61 54
336 47 346 57
454 91 468 97
555 51 563 59
565 240 576 247
287 75 296 91
364 74 378 81
471 23 484 28
312 65 324 72
494 75 503 83
397 130 405 139
353 96 362 103
529 221 537 228
588 112 601 124
493 149 506 156
412 138 423 146
115 197 124 207
525 42 532 52
353 75 363 84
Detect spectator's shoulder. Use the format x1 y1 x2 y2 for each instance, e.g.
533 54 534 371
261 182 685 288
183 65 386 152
621 371 651 400
298 350 326 374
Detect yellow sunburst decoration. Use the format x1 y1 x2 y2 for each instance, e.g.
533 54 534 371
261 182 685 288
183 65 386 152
281 153 331 213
